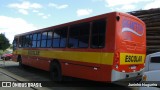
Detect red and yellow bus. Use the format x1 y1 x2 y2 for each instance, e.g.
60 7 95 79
12 12 146 82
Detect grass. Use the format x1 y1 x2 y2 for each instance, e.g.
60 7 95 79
0 50 4 55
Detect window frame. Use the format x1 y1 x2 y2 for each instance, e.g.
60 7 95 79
31 32 42 48
68 22 90 49
28 34 33 47
32 33 37 48
46 31 53 48
36 33 41 48
18 36 23 48
78 23 90 48
41 31 48 48
53 27 68 48
90 18 107 49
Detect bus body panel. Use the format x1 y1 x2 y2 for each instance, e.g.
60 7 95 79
12 12 146 82
111 13 146 81
14 48 114 81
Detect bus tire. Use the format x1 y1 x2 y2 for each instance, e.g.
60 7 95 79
18 56 24 67
50 62 62 82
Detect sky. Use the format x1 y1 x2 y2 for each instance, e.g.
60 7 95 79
0 0 159 43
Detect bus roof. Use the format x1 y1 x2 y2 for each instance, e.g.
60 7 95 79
14 12 143 37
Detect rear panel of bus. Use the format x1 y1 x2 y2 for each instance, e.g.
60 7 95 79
112 12 146 81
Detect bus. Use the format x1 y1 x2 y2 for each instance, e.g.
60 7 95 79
12 12 146 82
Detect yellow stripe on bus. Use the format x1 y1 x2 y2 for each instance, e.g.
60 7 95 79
120 53 145 65
15 50 114 65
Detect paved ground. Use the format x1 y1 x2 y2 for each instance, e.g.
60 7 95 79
0 72 35 90
0 60 142 90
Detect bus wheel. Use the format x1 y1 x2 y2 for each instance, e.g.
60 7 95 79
19 59 22 67
50 62 62 82
18 56 24 67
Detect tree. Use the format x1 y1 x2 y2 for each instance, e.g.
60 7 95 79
0 33 10 51
10 44 13 49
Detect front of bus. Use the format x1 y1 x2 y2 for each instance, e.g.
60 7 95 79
112 12 146 82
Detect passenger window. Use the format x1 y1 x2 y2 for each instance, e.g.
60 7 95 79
42 32 47 39
13 38 18 47
41 40 47 47
37 33 41 47
91 19 106 48
79 23 89 48
68 26 79 48
25 35 30 47
53 30 61 48
150 57 160 63
19 36 22 48
37 33 41 40
41 32 47 47
29 34 33 47
32 33 41 48
53 27 67 48
33 34 37 40
32 34 37 48
13 38 18 51
68 23 89 48
60 28 67 48
47 31 53 48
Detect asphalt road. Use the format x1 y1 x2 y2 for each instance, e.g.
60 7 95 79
0 60 136 90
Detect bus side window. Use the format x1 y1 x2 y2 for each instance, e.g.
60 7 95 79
53 30 61 48
60 28 67 48
37 33 41 47
78 23 90 48
19 36 22 48
13 38 18 51
24 35 30 47
41 32 47 48
68 25 79 48
47 31 53 48
22 36 25 47
32 33 37 48
29 34 33 47
68 23 89 48
150 57 160 63
91 19 106 48
53 27 67 48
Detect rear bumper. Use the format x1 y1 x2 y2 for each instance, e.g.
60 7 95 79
111 69 144 82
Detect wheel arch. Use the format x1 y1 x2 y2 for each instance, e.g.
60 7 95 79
50 59 63 81
50 59 61 71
